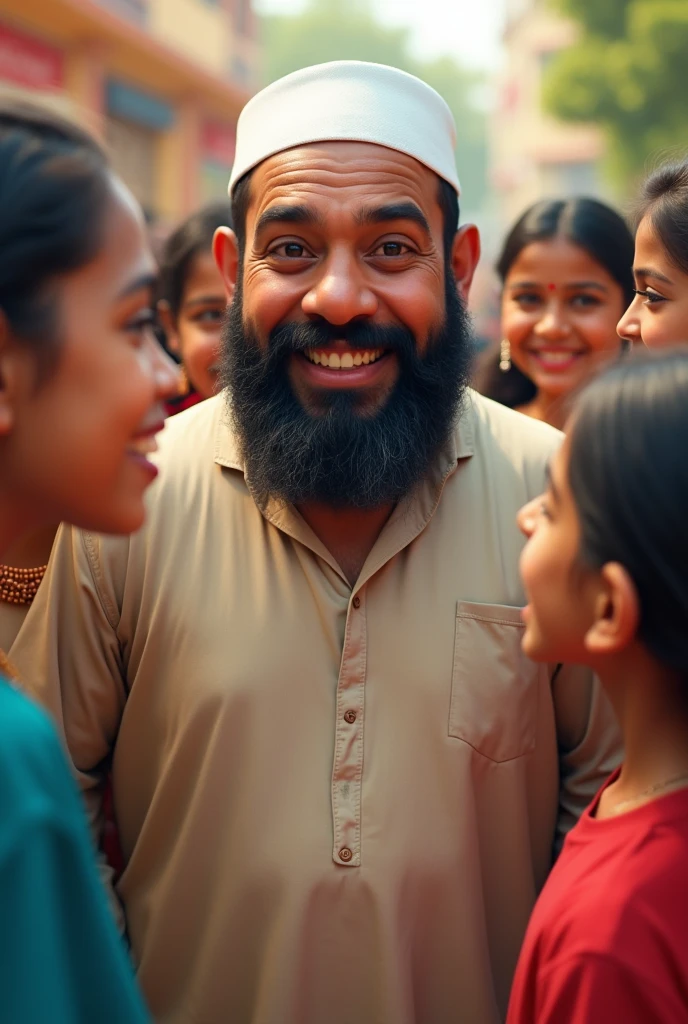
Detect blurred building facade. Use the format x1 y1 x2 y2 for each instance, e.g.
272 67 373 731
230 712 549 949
491 0 608 230
0 0 260 224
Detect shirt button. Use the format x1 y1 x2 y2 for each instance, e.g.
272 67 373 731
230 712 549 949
352 596 361 609
344 710 357 724
339 847 353 862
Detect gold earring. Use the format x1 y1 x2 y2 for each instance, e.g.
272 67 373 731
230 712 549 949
177 364 190 396
499 338 511 373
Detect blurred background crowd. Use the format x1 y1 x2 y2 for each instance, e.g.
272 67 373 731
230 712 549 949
1 0 683 342
2 0 684 354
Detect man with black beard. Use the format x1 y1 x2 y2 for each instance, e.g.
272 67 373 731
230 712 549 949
13 62 620 1024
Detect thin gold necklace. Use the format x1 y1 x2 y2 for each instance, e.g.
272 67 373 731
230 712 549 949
610 771 688 815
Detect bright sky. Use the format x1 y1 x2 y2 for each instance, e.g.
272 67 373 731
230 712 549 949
253 0 506 72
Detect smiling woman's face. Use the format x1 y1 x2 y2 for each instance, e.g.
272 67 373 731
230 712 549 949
501 236 625 403
617 215 688 348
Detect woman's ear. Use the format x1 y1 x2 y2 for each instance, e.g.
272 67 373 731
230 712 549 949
584 562 639 656
213 227 238 303
157 300 179 355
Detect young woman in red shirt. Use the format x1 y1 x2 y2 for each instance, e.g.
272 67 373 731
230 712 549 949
509 347 688 1023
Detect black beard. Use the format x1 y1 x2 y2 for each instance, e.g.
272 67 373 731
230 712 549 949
219 270 473 509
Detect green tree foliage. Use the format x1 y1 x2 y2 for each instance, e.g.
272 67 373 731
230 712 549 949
259 0 488 211
545 0 688 185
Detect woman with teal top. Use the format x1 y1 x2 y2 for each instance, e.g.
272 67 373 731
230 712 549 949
0 93 177 1020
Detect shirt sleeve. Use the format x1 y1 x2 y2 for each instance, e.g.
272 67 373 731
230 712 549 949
534 952 684 1024
0 716 150 1023
9 522 130 929
551 663 622 850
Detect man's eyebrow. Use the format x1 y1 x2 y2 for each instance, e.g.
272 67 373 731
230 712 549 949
635 266 674 285
355 202 430 234
254 204 324 235
545 462 560 503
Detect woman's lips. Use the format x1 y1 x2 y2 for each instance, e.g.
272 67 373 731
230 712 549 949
126 421 165 476
526 348 587 373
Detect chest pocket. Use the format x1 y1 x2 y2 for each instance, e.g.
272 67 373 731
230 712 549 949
449 600 541 763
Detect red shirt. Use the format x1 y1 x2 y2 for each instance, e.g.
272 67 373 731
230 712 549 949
508 771 688 1023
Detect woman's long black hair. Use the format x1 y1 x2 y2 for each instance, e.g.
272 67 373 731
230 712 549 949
569 347 688 676
475 197 635 409
0 91 112 383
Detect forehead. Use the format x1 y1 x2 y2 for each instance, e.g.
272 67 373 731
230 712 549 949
98 179 155 282
246 141 443 230
634 214 667 263
506 237 611 284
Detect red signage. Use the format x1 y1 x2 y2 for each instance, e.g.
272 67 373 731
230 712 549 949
201 120 236 167
0 22 63 91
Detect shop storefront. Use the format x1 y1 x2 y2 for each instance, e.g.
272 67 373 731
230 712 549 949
0 20 63 92
199 118 235 203
0 0 252 224
105 78 175 218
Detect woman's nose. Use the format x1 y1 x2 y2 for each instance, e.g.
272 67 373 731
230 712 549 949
616 297 641 345
517 496 540 538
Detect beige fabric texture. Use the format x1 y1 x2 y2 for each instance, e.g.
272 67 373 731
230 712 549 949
11 390 621 1024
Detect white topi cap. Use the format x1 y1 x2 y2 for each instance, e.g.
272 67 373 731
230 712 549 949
228 60 460 197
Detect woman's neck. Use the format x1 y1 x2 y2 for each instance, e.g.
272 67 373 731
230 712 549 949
0 521 58 568
516 391 570 430
597 647 688 815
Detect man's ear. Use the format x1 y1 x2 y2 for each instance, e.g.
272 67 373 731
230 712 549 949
450 223 481 303
584 562 639 656
157 300 179 354
213 227 239 302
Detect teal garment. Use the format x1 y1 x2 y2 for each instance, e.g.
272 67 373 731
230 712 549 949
0 676 150 1024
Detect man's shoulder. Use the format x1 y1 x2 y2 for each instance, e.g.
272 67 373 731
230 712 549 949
466 390 563 463
156 393 229 465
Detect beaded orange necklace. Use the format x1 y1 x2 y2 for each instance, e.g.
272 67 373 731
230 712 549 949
0 564 47 606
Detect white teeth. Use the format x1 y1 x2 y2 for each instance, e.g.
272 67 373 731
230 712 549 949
533 350 582 366
304 348 385 369
128 436 158 457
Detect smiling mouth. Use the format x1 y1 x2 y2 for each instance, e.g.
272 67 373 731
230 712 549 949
303 348 385 369
527 348 587 368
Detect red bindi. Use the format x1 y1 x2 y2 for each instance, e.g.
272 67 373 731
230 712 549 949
547 283 557 292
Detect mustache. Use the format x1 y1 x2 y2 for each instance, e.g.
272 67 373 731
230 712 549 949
264 319 419 361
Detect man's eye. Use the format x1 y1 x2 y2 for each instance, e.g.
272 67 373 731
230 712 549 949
282 242 309 258
375 241 410 257
270 242 311 258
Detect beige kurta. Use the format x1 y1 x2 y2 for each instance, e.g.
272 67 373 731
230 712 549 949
11 389 620 1024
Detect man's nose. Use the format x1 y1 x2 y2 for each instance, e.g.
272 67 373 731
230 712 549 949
301 248 378 325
